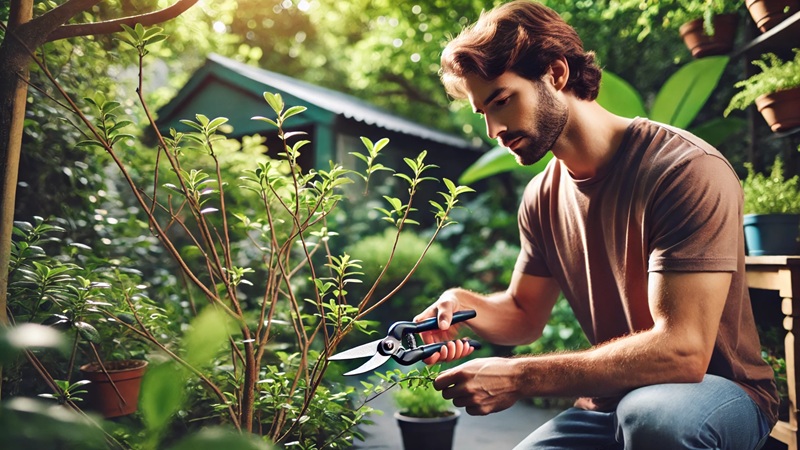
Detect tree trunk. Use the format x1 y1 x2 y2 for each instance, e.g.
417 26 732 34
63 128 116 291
0 43 29 328
0 0 34 399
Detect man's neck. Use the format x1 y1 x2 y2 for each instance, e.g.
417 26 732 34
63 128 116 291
553 100 634 180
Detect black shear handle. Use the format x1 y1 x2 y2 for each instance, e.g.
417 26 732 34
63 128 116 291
396 339 483 365
387 310 476 339
409 310 477 334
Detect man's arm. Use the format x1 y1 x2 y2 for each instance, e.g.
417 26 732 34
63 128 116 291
434 270 731 415
415 270 561 362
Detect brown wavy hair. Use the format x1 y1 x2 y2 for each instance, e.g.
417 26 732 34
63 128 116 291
440 0 601 101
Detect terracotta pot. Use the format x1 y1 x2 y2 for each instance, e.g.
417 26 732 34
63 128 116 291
679 13 739 58
80 360 148 418
754 86 800 132
394 410 459 450
746 0 799 32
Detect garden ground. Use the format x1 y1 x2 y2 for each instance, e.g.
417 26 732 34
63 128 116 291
355 390 563 449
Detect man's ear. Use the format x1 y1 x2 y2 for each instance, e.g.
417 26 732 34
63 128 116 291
548 56 569 92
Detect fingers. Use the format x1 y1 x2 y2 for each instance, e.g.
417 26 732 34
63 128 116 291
423 338 476 365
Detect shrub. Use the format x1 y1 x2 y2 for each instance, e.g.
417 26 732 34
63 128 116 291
346 228 453 313
392 383 453 418
741 157 800 215
11 24 476 449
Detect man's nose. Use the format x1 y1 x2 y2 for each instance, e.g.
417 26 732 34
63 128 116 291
485 115 505 140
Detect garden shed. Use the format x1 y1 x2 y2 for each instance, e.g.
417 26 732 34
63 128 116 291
156 53 487 179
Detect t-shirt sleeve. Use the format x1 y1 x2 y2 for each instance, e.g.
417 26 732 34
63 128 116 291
514 180 553 277
647 153 741 272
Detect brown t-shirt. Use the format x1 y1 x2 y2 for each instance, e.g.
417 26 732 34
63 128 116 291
514 117 779 425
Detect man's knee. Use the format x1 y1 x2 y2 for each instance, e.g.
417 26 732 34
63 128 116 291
614 377 766 450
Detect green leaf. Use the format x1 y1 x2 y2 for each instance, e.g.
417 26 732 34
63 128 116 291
134 23 145 39
179 119 204 132
263 92 283 114
141 26 163 40
372 137 390 154
689 116 746 147
74 322 100 343
651 56 729 129
140 361 186 434
251 116 278 128
146 34 168 45
458 146 553 184
183 307 236 368
207 117 229 132
282 105 307 121
119 23 136 40
167 427 268 450
596 71 647 118
75 140 103 149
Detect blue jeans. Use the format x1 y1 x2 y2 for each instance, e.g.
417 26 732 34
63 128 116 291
514 375 772 450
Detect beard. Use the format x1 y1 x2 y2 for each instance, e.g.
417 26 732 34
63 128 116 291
507 82 568 166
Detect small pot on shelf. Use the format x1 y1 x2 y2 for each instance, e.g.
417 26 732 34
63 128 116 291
745 0 799 32
744 213 800 256
754 86 800 132
679 13 739 58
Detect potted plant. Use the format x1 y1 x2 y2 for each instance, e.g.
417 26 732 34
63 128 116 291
79 359 148 418
672 0 743 58
393 383 460 450
725 49 800 132
741 157 800 255
7 218 153 419
745 0 799 32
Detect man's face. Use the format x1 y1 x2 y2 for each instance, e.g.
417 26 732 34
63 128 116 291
463 71 568 166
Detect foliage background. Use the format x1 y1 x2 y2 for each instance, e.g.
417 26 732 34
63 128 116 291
3 0 799 445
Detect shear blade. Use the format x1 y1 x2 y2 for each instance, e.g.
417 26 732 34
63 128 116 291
344 352 391 376
329 339 382 360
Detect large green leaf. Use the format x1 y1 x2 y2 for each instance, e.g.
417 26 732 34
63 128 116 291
458 146 553 185
183 306 236 368
140 361 186 434
168 427 270 450
596 71 647 119
651 56 729 129
689 116 747 147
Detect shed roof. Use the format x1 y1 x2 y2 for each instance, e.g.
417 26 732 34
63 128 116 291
158 53 482 151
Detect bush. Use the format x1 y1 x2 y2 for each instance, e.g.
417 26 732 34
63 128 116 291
346 228 454 313
741 157 800 215
392 383 453 418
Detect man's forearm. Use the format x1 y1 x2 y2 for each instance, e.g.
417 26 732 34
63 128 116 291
448 287 549 345
511 326 708 400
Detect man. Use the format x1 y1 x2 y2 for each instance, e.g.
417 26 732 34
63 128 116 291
414 1 779 449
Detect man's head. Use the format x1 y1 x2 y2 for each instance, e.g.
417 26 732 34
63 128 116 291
440 0 601 101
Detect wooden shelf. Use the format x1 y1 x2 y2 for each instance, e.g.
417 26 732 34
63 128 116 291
733 11 800 60
746 256 800 449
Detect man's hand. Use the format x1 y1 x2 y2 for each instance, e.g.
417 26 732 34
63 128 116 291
414 289 476 364
433 357 522 415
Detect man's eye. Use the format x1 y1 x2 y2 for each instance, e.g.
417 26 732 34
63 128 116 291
495 97 509 106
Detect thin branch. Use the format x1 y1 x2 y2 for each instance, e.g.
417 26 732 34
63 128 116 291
45 0 199 42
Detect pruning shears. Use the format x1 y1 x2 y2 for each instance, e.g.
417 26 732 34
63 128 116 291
329 310 481 376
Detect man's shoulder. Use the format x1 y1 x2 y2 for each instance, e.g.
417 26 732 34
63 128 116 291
632 118 722 158
627 118 735 178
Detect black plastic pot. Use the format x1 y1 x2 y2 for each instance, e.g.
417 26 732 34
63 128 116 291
394 410 460 450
